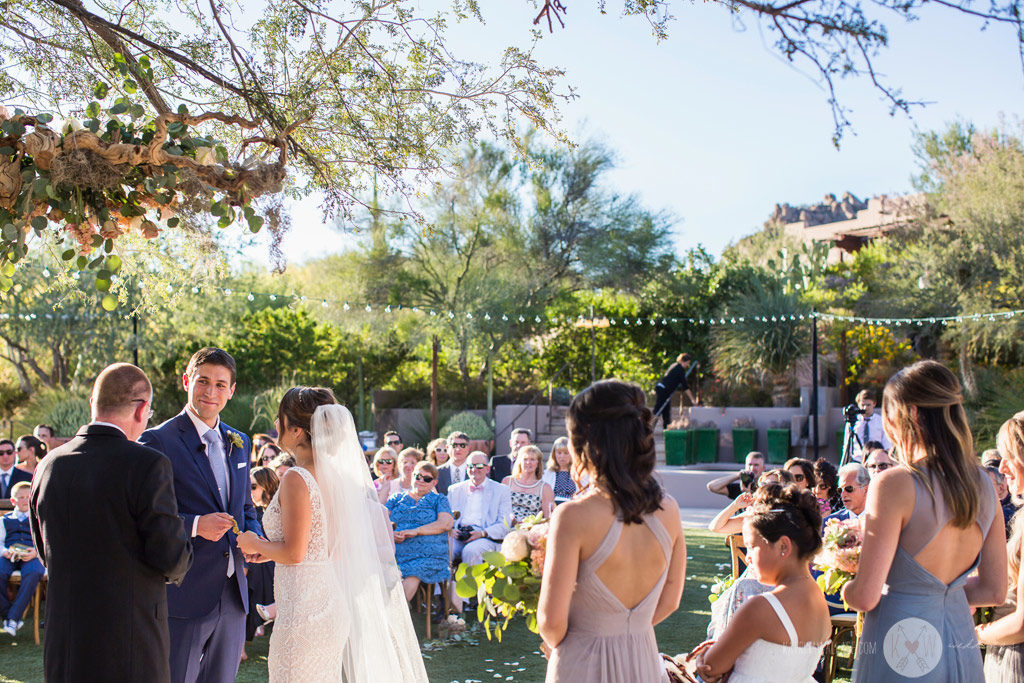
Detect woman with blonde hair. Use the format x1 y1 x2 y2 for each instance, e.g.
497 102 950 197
842 360 1006 681
542 437 577 505
426 438 450 467
371 446 401 504
502 444 554 523
976 410 1024 680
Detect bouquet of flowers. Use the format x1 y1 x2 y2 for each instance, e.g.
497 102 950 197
707 575 734 605
454 513 550 640
814 517 863 596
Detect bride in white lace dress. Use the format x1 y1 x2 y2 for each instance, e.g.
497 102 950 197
687 484 830 682
237 387 427 682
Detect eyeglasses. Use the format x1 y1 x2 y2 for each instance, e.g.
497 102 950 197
414 474 435 483
814 484 830 491
467 463 487 470
378 458 394 465
0 449 13 456
867 463 891 471
387 440 402 446
435 446 447 452
452 442 468 449
841 485 863 493
131 398 155 420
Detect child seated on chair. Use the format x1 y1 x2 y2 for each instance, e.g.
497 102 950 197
1 481 44 636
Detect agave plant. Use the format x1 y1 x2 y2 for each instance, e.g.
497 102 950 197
711 277 810 406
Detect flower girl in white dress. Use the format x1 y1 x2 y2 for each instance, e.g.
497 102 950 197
688 483 830 683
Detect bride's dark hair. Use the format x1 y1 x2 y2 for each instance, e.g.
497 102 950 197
278 386 338 443
566 379 662 524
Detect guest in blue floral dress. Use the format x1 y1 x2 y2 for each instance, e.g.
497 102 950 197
543 437 578 505
386 461 456 601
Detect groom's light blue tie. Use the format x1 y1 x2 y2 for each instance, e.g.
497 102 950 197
203 429 235 577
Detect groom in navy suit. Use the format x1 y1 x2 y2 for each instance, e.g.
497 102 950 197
140 348 262 683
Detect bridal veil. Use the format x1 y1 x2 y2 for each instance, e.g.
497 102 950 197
310 404 428 682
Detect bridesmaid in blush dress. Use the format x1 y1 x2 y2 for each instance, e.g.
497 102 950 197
538 380 687 683
842 361 1007 682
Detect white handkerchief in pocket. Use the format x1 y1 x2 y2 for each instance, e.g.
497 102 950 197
236 462 246 469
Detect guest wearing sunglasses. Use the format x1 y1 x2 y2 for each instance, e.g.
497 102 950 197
436 431 471 495
783 457 816 492
426 438 450 467
825 463 870 523
372 447 401 505
386 462 455 601
384 430 404 453
257 442 282 468
864 448 895 480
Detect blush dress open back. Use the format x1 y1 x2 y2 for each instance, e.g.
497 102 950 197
546 513 671 683
853 466 997 682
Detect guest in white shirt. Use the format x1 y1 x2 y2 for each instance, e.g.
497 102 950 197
0 440 31 499
436 432 471 495
849 389 891 460
447 451 511 611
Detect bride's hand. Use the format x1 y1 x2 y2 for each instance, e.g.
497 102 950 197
236 530 262 554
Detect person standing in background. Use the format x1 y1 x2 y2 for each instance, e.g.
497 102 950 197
653 353 698 430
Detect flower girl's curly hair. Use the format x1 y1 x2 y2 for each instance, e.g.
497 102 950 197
748 483 823 560
566 379 662 524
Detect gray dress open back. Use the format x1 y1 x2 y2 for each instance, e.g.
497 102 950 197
545 513 671 683
853 466 997 682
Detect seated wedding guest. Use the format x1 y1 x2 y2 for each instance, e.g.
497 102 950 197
543 437 577 505
538 380 685 682
983 448 1003 470
0 481 44 636
502 445 554 523
270 452 296 480
447 451 511 612
689 483 830 682
251 433 274 465
0 440 30 500
863 447 895 479
15 435 46 477
436 432 471 495
826 463 870 523
384 430 404 454
243 466 279 658
33 424 59 454
758 468 793 488
491 427 532 483
396 448 424 495
386 461 455 601
843 360 1006 680
426 438 450 467
371 447 400 504
813 458 840 516
987 466 1020 539
708 469 796 537
784 458 816 491
707 451 766 500
258 442 282 467
978 411 1024 679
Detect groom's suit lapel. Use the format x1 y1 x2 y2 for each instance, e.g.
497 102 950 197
175 412 224 511
219 423 244 510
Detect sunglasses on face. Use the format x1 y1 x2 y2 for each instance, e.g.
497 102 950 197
0 449 13 456
467 463 487 470
867 463 891 471
414 474 435 483
378 458 394 465
841 485 862 493
387 440 402 446
452 442 468 449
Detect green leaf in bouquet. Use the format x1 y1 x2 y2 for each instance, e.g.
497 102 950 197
503 563 527 579
470 563 488 578
483 551 507 568
500 582 520 603
455 573 478 599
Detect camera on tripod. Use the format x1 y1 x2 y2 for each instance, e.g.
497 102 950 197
843 403 866 423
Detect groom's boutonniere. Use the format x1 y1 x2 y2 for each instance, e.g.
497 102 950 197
227 431 244 449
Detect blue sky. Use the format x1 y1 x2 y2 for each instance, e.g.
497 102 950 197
258 1 1024 265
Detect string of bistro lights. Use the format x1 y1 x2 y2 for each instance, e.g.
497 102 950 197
4 285 1024 327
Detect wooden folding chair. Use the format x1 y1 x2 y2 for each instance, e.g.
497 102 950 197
822 612 858 683
725 533 747 579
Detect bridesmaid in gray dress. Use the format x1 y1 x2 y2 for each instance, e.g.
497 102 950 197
976 410 1024 680
842 361 1007 682
537 380 686 683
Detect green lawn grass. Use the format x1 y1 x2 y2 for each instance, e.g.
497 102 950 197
0 529 853 682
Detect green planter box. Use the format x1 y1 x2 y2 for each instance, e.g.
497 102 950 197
766 428 791 464
664 429 694 466
732 428 757 463
694 428 720 464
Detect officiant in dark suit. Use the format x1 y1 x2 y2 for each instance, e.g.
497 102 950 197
140 348 261 683
30 363 192 682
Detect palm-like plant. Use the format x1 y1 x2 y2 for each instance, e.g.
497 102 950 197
711 277 810 406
